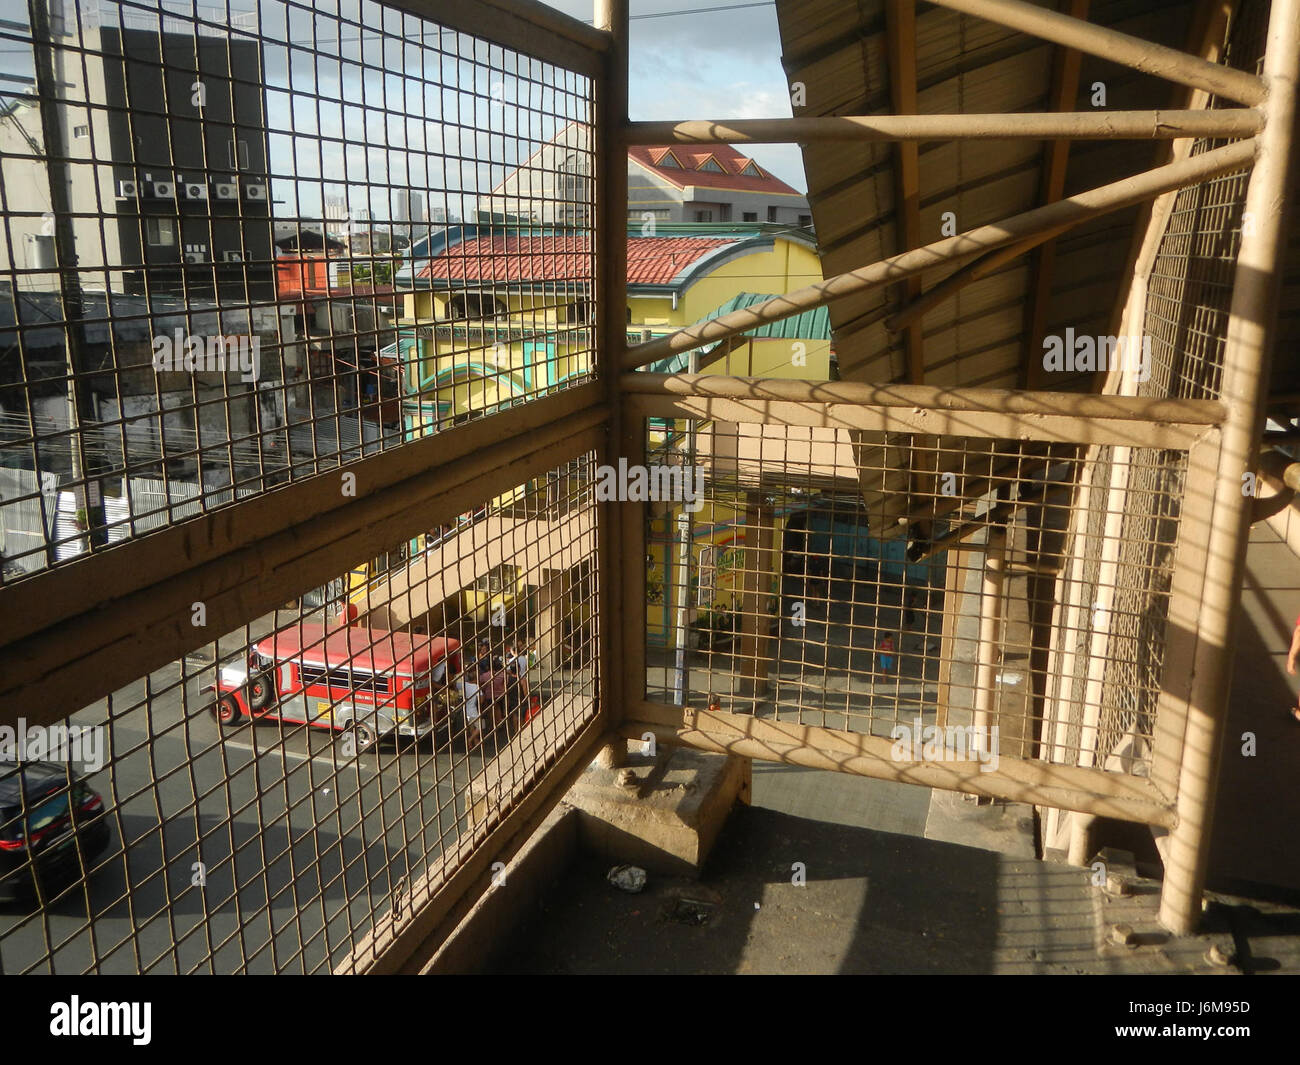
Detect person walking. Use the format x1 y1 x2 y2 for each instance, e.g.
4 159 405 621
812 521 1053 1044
877 633 897 675
459 674 483 746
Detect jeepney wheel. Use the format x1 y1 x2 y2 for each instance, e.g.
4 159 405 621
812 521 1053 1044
247 673 275 712
351 721 378 754
212 695 243 729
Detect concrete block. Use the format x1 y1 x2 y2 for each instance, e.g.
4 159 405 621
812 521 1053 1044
565 744 748 877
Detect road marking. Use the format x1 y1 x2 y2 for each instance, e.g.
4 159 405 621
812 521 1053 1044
222 736 372 771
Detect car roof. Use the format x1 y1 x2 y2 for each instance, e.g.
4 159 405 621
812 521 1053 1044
0 762 81 805
256 623 459 675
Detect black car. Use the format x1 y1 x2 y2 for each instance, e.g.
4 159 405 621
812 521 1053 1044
0 762 111 901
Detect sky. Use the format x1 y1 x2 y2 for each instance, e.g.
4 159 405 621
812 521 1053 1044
543 0 806 192
0 0 807 224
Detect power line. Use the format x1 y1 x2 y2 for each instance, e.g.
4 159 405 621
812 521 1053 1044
630 1 775 18
582 1 776 23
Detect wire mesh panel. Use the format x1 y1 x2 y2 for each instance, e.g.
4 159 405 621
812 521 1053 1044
0 451 599 973
1140 0 1267 403
0 0 595 580
641 415 1187 779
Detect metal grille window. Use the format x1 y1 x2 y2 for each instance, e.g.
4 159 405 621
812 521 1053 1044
639 417 1187 777
0 0 596 580
0 0 609 976
0 451 601 973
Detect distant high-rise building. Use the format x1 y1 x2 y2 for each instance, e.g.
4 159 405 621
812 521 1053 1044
396 190 426 236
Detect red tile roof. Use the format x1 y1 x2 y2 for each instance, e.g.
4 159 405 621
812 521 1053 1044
419 235 739 286
629 144 803 196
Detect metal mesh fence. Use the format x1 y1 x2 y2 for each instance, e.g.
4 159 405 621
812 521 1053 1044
1043 0 1268 777
0 451 599 973
0 0 595 581
640 417 1185 776
1141 0 1267 403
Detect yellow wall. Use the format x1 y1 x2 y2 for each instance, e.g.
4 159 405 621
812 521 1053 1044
628 236 823 331
698 336 832 379
646 495 789 648
401 234 826 437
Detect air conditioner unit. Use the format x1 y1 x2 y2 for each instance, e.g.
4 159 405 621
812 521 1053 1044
221 250 243 263
243 183 267 201
147 180 176 200
183 243 208 263
116 179 139 199
180 182 208 201
212 181 239 201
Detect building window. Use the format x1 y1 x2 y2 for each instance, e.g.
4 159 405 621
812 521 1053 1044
742 212 757 222
145 218 177 247
557 153 590 225
799 214 812 227
719 205 731 222
767 206 778 222
698 158 723 173
657 152 681 168
73 124 89 139
448 294 506 320
739 161 762 177
694 210 713 222
24 233 56 269
228 139 249 170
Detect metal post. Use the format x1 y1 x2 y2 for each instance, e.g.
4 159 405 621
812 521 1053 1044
625 110 1263 145
925 0 1266 105
594 0 629 769
672 512 690 704
28 0 108 550
973 526 1005 740
1158 0 1300 934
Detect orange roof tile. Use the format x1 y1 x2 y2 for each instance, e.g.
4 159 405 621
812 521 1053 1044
628 143 802 196
419 234 740 286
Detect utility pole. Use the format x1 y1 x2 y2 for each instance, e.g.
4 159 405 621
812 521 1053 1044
28 0 108 549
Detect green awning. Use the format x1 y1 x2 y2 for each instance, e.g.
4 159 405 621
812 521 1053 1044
696 292 832 341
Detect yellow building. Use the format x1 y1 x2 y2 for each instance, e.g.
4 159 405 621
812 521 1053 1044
390 223 838 626
391 222 829 432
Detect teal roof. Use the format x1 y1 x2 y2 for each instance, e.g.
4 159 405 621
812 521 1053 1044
697 292 831 342
644 351 690 374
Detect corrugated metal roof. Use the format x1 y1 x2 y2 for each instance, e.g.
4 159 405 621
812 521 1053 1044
698 292 832 340
771 0 1250 537
774 0 1210 391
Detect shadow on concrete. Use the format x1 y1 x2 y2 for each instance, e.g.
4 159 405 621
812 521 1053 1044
1206 533 1300 901
492 805 1007 974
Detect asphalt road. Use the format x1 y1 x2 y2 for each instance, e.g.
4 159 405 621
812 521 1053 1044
0 652 517 975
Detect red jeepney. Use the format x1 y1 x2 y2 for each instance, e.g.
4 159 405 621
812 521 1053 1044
208 623 462 752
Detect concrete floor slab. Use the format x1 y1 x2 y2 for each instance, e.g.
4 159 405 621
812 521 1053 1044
492 806 1300 975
